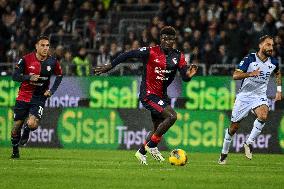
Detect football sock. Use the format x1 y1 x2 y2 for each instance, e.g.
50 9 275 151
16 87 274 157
147 134 162 148
138 141 147 155
246 119 265 145
11 130 21 148
221 128 233 154
22 124 31 135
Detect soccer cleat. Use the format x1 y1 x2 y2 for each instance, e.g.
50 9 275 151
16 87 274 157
19 130 30 145
218 153 228 165
244 142 253 160
11 147 20 159
135 150 148 165
145 145 165 162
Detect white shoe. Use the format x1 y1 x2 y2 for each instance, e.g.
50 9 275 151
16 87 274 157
218 153 228 165
145 145 165 162
135 150 148 165
244 142 252 160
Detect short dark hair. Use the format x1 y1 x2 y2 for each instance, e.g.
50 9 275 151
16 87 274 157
36 35 50 43
259 35 274 44
160 26 176 37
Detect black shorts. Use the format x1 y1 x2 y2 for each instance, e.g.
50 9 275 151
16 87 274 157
14 100 45 121
140 94 170 118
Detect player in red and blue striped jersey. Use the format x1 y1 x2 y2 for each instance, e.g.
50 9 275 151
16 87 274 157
95 26 198 165
11 35 63 158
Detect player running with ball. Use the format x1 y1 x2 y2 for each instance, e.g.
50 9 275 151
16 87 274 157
219 35 282 164
94 26 198 165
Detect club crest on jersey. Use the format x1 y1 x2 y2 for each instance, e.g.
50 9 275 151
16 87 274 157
47 66 51 71
158 100 164 106
172 58 177 64
154 59 160 63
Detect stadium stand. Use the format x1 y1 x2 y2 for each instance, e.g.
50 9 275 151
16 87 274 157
0 0 284 76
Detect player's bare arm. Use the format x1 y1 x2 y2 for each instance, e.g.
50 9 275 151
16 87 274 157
186 64 198 78
274 69 282 101
94 48 148 75
232 68 260 80
94 64 112 75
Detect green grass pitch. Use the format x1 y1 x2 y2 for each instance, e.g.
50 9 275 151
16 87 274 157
0 148 283 189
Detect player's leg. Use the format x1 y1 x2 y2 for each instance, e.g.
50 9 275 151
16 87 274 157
136 114 161 165
145 105 177 161
20 104 43 145
140 95 174 161
11 120 24 158
218 97 250 164
244 104 269 159
219 121 240 164
139 113 161 154
11 100 29 158
20 114 40 145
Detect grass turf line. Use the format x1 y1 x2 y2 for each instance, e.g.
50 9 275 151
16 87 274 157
0 148 283 189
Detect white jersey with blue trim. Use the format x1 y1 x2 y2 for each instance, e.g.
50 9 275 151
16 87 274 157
236 53 279 98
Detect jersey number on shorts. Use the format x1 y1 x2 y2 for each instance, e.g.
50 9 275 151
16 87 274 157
38 106 43 118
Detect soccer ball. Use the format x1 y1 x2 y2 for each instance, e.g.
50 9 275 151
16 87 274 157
169 149 188 166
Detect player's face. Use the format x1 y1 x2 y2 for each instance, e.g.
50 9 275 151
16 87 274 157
259 38 274 57
160 34 176 50
36 39 50 58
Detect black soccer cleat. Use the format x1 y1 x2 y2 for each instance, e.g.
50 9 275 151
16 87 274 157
11 147 20 159
19 129 30 145
218 153 228 165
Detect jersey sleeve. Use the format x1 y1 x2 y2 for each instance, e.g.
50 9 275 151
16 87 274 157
236 56 251 72
12 58 31 82
111 47 150 67
178 53 191 82
54 60 63 75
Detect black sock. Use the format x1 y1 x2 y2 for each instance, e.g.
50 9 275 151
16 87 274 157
139 145 147 155
147 140 157 148
22 124 31 135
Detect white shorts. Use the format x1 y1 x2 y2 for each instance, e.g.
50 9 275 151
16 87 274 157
231 95 269 122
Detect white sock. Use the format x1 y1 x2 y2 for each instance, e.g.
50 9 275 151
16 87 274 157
221 128 233 154
246 119 265 145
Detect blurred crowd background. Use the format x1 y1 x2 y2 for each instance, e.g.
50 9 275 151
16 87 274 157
1 0 284 76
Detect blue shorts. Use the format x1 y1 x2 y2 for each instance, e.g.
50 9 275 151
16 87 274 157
14 100 45 121
140 94 170 117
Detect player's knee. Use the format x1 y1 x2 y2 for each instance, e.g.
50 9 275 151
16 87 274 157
229 123 240 135
257 114 267 122
169 112 177 123
27 118 39 130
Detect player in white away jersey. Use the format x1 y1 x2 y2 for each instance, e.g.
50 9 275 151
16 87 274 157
218 35 282 164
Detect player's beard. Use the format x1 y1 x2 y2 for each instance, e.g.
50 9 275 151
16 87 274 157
263 49 273 57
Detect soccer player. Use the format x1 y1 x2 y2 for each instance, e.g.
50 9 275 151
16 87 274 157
218 35 282 164
95 26 198 165
11 35 63 158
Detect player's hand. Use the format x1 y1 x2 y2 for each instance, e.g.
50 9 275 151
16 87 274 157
186 64 198 78
275 91 282 101
94 64 113 75
44 90 52 97
249 68 260 77
30 75 40 81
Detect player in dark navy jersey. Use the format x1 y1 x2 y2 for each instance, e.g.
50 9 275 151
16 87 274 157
11 35 63 158
95 26 198 165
